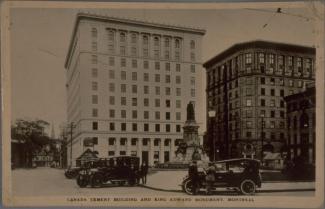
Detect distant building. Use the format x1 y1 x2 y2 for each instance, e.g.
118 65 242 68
284 84 315 164
203 40 315 160
64 13 206 166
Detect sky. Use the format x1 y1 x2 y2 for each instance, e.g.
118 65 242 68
10 4 317 136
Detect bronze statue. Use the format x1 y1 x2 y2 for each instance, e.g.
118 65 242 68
186 102 195 121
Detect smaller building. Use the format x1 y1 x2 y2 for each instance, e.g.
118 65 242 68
284 84 315 164
11 139 26 168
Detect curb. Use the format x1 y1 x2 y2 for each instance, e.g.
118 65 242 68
140 185 315 194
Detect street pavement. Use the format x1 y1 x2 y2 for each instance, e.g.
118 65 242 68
12 168 315 197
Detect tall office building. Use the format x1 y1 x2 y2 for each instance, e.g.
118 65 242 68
203 40 315 160
64 13 206 166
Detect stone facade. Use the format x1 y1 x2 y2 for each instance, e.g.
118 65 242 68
64 13 206 166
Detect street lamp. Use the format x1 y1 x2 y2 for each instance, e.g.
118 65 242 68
208 110 216 161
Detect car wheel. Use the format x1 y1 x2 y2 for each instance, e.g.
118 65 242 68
65 172 72 179
239 179 256 195
182 178 196 195
91 174 103 188
77 176 88 188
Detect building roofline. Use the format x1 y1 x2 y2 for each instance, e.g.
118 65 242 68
203 40 316 69
64 13 206 68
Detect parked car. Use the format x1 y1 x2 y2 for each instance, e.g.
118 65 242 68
181 158 262 195
76 156 140 188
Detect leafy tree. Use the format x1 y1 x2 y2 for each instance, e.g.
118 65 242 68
11 119 50 167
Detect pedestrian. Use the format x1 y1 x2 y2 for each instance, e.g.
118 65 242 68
205 162 216 195
129 164 137 185
140 161 148 184
188 161 199 195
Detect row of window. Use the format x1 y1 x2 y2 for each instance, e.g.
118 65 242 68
246 98 285 107
239 120 285 129
104 45 187 60
91 57 196 73
92 27 195 49
243 131 285 140
105 109 182 120
91 28 197 61
93 82 194 95
245 53 313 68
106 137 182 146
91 86 195 102
209 75 307 89
104 71 194 84
92 121 182 132
208 58 313 84
227 109 285 120
214 131 285 140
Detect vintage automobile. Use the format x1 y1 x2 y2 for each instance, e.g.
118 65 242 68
64 159 99 179
76 156 140 188
64 166 82 179
181 158 262 195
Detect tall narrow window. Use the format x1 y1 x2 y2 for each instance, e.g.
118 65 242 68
131 33 137 44
190 40 195 49
175 39 180 48
91 28 97 38
143 35 149 45
120 32 126 42
154 37 160 47
164 38 170 47
245 53 252 64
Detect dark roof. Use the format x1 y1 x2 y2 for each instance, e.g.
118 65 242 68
284 85 315 101
203 40 316 68
65 13 206 68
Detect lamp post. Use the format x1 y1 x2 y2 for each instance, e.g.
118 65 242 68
208 110 216 161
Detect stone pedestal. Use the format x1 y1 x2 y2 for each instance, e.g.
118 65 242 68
162 102 210 168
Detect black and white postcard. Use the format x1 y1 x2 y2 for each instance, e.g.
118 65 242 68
1 0 324 207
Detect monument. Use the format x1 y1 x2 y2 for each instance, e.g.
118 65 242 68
173 102 209 163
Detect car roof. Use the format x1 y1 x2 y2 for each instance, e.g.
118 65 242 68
214 158 260 164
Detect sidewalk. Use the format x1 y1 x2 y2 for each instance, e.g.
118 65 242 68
145 170 315 193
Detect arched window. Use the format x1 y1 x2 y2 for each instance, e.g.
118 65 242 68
91 27 97 38
120 32 126 42
300 113 309 128
154 37 160 47
131 33 137 44
143 35 148 45
190 40 195 49
175 39 180 48
164 38 170 47
108 30 114 41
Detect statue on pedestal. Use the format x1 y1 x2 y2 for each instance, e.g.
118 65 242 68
173 102 209 163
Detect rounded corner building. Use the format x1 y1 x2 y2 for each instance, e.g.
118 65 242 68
203 40 315 161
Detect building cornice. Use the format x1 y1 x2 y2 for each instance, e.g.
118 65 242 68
203 40 316 69
65 13 206 68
